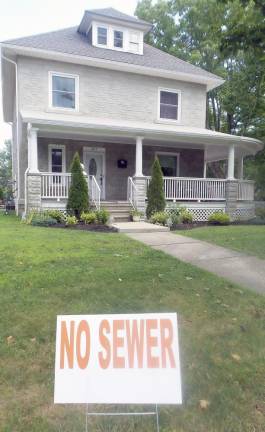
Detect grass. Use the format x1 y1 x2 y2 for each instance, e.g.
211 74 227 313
179 225 265 260
0 214 265 432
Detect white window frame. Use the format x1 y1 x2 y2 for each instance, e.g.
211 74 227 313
48 144 66 173
97 26 108 46
155 151 180 177
48 71 79 112
91 21 144 55
157 88 181 124
129 31 140 53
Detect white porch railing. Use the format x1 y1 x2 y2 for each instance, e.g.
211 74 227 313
237 180 255 201
89 175 101 210
41 173 72 199
146 177 227 201
127 177 138 209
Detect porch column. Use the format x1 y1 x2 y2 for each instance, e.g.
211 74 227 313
227 144 235 179
203 161 207 178
135 136 143 177
26 123 41 214
238 155 244 180
27 123 39 173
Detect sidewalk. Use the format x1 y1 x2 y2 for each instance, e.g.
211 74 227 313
127 231 265 295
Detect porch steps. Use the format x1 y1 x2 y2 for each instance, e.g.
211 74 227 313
100 201 132 222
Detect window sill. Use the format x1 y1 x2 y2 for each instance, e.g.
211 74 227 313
155 118 182 126
46 107 80 115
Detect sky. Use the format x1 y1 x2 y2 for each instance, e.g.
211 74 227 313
0 0 139 148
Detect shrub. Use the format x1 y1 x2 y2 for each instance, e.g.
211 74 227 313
95 209 109 225
169 213 181 228
67 152 89 218
150 211 168 226
208 212 230 225
65 215 78 226
30 212 57 227
146 158 166 219
256 208 265 220
180 209 193 224
46 209 65 223
80 211 97 224
0 187 4 201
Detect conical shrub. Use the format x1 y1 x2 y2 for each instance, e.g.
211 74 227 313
146 157 166 219
67 152 89 218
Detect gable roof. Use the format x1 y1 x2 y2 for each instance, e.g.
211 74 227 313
2 27 223 88
83 7 151 26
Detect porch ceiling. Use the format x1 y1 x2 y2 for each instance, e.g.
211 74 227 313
22 110 263 159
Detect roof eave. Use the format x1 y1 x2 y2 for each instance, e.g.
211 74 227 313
1 43 224 91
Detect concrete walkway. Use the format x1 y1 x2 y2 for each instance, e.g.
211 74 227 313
127 231 265 295
112 221 169 233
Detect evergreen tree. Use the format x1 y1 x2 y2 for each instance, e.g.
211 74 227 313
67 152 89 218
146 157 166 218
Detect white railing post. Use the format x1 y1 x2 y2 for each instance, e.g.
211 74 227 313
89 175 101 210
127 177 138 209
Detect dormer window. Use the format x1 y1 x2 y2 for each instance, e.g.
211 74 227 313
114 30 123 48
97 27 107 45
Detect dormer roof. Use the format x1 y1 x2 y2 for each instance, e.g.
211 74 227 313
78 7 152 35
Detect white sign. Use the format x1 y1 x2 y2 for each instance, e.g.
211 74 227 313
54 313 182 405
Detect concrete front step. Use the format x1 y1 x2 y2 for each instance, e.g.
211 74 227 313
100 200 132 222
112 222 170 233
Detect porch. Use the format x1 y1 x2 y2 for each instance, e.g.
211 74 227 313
24 119 261 221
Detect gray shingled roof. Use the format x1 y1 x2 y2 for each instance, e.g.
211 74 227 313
84 7 151 26
2 26 221 81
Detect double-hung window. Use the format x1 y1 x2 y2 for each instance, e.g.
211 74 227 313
50 72 78 110
114 30 123 48
49 145 66 173
97 26 107 45
159 89 180 121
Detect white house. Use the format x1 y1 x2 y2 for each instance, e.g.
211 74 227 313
1 7 263 221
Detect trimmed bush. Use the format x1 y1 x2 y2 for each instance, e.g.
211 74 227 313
208 212 230 225
65 215 78 226
46 209 65 223
30 212 57 227
80 211 97 224
67 152 89 218
95 209 109 225
150 211 168 226
180 209 193 224
146 158 166 219
256 208 265 220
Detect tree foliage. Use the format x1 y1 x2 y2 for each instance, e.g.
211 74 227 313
136 0 265 197
67 152 89 218
0 140 12 199
146 158 166 218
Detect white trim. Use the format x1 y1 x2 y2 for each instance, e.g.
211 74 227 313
157 88 181 124
83 146 106 199
48 71 79 112
48 144 66 173
1 43 223 90
91 21 144 55
155 151 180 177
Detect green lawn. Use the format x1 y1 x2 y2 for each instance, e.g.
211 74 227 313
179 225 265 260
0 214 265 432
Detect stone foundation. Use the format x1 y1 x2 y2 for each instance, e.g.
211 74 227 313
26 173 42 213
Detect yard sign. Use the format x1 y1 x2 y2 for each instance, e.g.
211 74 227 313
54 313 182 405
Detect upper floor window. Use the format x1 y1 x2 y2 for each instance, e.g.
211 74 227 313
97 26 107 45
114 30 123 48
49 72 79 111
159 89 180 122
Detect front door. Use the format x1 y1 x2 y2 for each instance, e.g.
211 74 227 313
83 148 106 199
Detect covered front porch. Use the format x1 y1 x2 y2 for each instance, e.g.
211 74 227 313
24 116 262 221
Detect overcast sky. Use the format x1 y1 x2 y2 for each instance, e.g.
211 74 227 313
0 0 139 148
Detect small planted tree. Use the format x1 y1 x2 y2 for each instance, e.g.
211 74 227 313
67 152 89 218
146 157 166 219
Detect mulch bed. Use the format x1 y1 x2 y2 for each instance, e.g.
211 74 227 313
50 223 118 233
171 222 207 230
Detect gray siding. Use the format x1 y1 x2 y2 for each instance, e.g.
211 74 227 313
38 138 204 200
18 56 207 128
